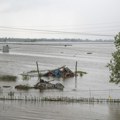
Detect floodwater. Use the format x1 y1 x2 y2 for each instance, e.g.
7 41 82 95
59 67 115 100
0 100 120 120
0 42 120 120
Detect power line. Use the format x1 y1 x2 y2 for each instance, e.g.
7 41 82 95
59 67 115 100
0 26 114 37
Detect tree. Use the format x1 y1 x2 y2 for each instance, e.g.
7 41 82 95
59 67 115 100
108 32 120 84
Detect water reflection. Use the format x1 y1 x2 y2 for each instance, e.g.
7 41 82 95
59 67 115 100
108 103 120 120
0 101 120 120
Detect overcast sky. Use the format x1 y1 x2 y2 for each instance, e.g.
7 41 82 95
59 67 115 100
0 0 120 39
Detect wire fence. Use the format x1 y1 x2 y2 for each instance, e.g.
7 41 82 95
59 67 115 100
0 87 120 101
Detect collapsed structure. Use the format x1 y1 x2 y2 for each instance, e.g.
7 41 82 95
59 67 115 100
34 79 64 90
17 66 74 90
43 66 74 79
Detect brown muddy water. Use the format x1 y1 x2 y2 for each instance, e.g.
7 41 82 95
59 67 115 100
0 101 120 120
0 42 120 120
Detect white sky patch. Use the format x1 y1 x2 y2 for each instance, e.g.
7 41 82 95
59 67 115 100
0 0 120 39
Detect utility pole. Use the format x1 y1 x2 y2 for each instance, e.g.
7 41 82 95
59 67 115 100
36 61 41 83
75 61 77 89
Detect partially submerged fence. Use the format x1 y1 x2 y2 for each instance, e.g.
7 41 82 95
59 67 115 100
0 88 120 103
0 95 120 103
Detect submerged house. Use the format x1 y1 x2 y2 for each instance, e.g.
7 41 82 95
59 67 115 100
2 45 9 53
43 66 74 79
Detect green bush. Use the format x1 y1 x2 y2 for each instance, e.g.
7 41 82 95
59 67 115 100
108 32 120 84
0 75 17 81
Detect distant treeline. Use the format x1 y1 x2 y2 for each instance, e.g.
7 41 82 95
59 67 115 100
0 38 114 42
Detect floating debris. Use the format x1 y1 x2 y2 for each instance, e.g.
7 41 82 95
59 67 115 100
2 86 11 88
34 79 64 90
15 85 32 90
54 83 64 90
87 52 92 54
15 79 64 90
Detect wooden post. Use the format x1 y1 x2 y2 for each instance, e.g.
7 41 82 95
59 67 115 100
89 89 91 98
75 61 77 89
36 61 41 83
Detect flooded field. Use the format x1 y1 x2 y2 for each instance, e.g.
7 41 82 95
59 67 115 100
0 42 120 120
0 42 119 97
